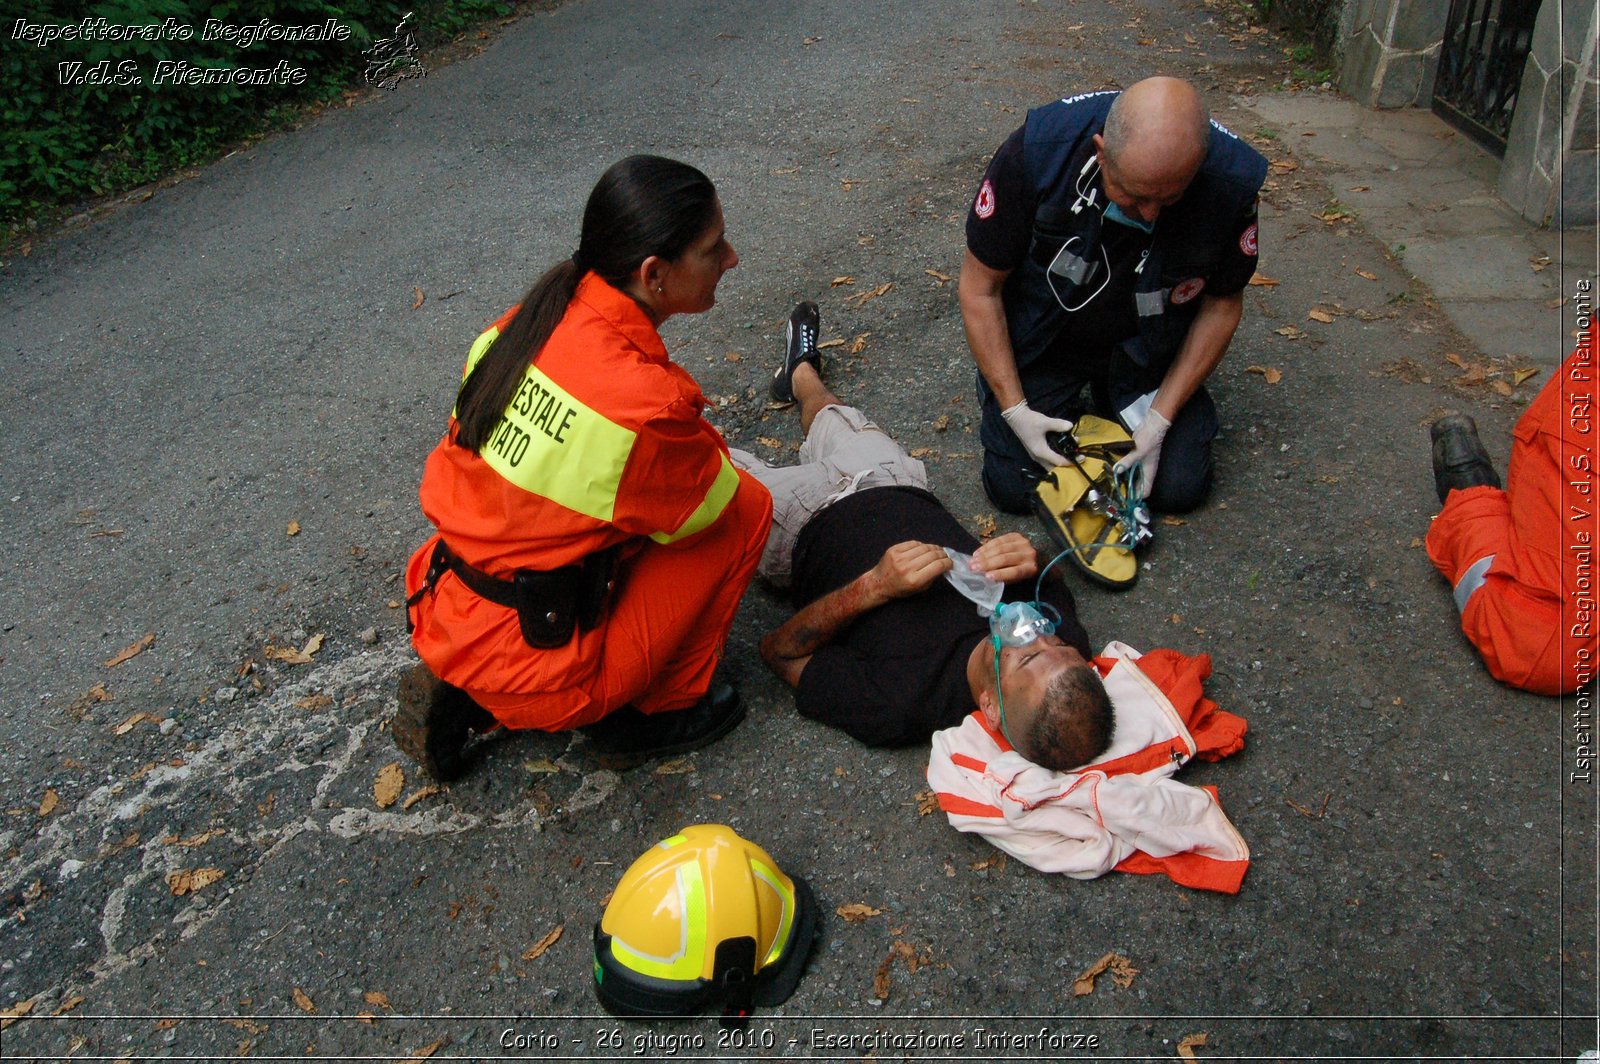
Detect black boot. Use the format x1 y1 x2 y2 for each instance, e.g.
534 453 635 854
393 663 497 782
581 682 744 771
1430 414 1501 504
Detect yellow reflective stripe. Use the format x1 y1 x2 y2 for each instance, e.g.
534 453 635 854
749 859 794 968
650 453 740 545
608 862 707 981
658 834 688 850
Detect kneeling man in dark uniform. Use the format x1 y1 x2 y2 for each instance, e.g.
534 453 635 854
960 76 1267 515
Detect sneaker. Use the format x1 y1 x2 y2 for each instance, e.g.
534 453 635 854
393 662 497 782
770 302 822 403
582 682 744 771
1430 414 1501 504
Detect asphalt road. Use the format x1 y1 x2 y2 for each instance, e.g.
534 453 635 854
0 0 1593 1059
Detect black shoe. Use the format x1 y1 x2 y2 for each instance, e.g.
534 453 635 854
393 662 497 782
582 682 744 771
1430 414 1501 504
771 302 822 403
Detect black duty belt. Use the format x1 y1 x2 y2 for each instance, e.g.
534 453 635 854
408 538 619 649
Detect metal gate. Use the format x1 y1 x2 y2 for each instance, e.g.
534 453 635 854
1431 0 1544 154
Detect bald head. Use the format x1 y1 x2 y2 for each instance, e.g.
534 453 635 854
1094 77 1211 222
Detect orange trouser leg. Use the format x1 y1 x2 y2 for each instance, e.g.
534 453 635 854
1427 485 1566 694
472 470 772 729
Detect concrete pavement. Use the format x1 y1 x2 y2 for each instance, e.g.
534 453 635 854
1242 91 1596 373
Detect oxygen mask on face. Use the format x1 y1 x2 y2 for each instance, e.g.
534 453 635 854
989 600 1058 648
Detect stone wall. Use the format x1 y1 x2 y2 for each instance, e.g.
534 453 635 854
1336 0 1596 228
1338 0 1451 108
1497 0 1598 226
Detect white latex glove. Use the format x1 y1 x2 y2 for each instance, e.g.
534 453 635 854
1001 401 1075 469
1114 407 1171 498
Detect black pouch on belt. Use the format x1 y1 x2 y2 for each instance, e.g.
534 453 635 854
512 567 585 649
510 546 620 648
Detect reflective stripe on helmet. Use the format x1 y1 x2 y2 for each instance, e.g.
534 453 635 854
749 858 795 968
607 861 708 982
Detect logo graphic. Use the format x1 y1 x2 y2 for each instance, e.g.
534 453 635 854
1239 223 1259 256
364 11 425 90
975 179 996 220
1171 277 1206 305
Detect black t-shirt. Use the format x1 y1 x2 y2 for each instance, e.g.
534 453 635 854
789 486 1088 747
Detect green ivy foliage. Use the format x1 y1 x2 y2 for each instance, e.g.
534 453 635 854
3 0 510 226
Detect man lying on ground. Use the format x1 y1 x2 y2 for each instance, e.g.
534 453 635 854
732 303 1112 769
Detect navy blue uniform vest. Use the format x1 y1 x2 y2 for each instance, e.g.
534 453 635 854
1003 91 1268 378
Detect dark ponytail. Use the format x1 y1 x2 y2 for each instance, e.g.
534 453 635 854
452 155 720 451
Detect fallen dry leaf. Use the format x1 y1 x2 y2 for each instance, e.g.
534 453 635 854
521 923 566 963
815 339 846 350
1178 1031 1209 1059
973 513 998 540
1248 272 1280 287
1274 325 1305 340
1444 352 1467 368
836 903 884 923
849 332 872 355
105 633 155 668
286 521 301 536
1354 268 1377 280
52 995 85 1016
113 711 160 735
1245 365 1283 384
1530 255 1551 272
400 1036 449 1061
873 951 894 1001
411 287 424 310
292 987 315 1013
295 693 333 711
932 415 950 432
909 447 936 459
1491 379 1514 397
654 758 695 775
263 645 309 665
222 1018 266 1035
1513 367 1539 386
401 786 441 810
830 275 856 287
166 867 224 897
1307 308 1335 324
1169 613 1183 625
914 789 939 816
1410 537 1424 548
1162 515 1188 526
1268 158 1298 174
302 633 325 657
1349 184 1371 192
723 351 742 363
164 829 223 849
1073 952 1139 996
374 762 404 809
925 268 951 284
847 282 894 307
1458 366 1487 386
523 758 560 775
1 998 35 1030
37 789 59 817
